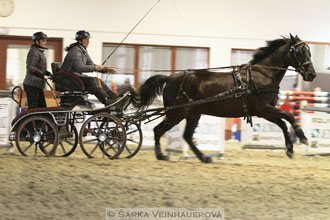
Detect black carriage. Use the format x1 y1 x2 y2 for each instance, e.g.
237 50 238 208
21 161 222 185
9 63 143 159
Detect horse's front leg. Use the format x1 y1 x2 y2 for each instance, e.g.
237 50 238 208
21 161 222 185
261 105 308 157
264 118 294 158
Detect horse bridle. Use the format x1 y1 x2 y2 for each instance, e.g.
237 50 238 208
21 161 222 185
290 41 312 73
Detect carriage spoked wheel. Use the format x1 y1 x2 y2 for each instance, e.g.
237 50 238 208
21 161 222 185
79 113 126 159
120 121 143 159
15 116 58 156
52 123 78 157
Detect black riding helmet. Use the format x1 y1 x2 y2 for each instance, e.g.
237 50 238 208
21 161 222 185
75 30 91 40
32 32 47 42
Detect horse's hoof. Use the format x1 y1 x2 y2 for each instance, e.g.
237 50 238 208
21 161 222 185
202 156 213 163
156 154 169 161
286 151 294 159
300 138 309 146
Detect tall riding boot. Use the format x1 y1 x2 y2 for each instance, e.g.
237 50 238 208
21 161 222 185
89 87 109 105
99 80 117 99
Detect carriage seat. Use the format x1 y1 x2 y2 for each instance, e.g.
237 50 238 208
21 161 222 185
51 62 86 92
51 62 92 108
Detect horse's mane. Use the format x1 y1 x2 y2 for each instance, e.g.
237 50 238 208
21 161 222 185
250 37 290 64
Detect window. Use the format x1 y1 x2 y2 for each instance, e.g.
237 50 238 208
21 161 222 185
138 46 172 84
307 44 329 71
176 48 208 69
6 45 55 91
102 45 135 94
0 35 63 93
231 49 254 65
102 43 209 90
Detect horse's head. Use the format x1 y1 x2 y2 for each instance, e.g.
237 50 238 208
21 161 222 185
288 34 316 81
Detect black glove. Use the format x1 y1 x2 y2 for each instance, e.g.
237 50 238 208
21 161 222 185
99 67 109 74
44 70 52 76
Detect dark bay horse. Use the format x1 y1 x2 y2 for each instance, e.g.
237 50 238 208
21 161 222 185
136 35 316 163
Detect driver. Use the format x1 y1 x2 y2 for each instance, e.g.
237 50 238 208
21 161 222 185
60 30 117 106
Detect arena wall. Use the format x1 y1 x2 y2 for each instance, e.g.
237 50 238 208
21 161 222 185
2 0 330 68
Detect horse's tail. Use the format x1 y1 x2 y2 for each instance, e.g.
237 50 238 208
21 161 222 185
117 86 141 109
134 75 168 110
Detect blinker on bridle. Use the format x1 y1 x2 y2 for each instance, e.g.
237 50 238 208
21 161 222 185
290 41 312 73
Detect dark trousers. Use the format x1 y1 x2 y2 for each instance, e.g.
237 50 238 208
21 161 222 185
23 84 46 109
79 76 117 104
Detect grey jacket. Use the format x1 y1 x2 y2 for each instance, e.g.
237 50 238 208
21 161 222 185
23 45 47 89
60 44 96 74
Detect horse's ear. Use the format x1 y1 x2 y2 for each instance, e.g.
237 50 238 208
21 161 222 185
290 33 296 43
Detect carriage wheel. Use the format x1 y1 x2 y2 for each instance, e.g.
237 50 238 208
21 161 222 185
120 122 143 158
79 113 126 159
49 124 78 157
15 116 58 156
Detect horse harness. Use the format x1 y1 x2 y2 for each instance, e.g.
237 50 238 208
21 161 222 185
172 41 311 126
232 66 253 125
175 66 280 126
290 41 312 74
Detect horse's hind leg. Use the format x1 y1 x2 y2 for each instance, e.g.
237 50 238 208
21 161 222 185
183 113 212 163
154 112 184 161
264 118 294 158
